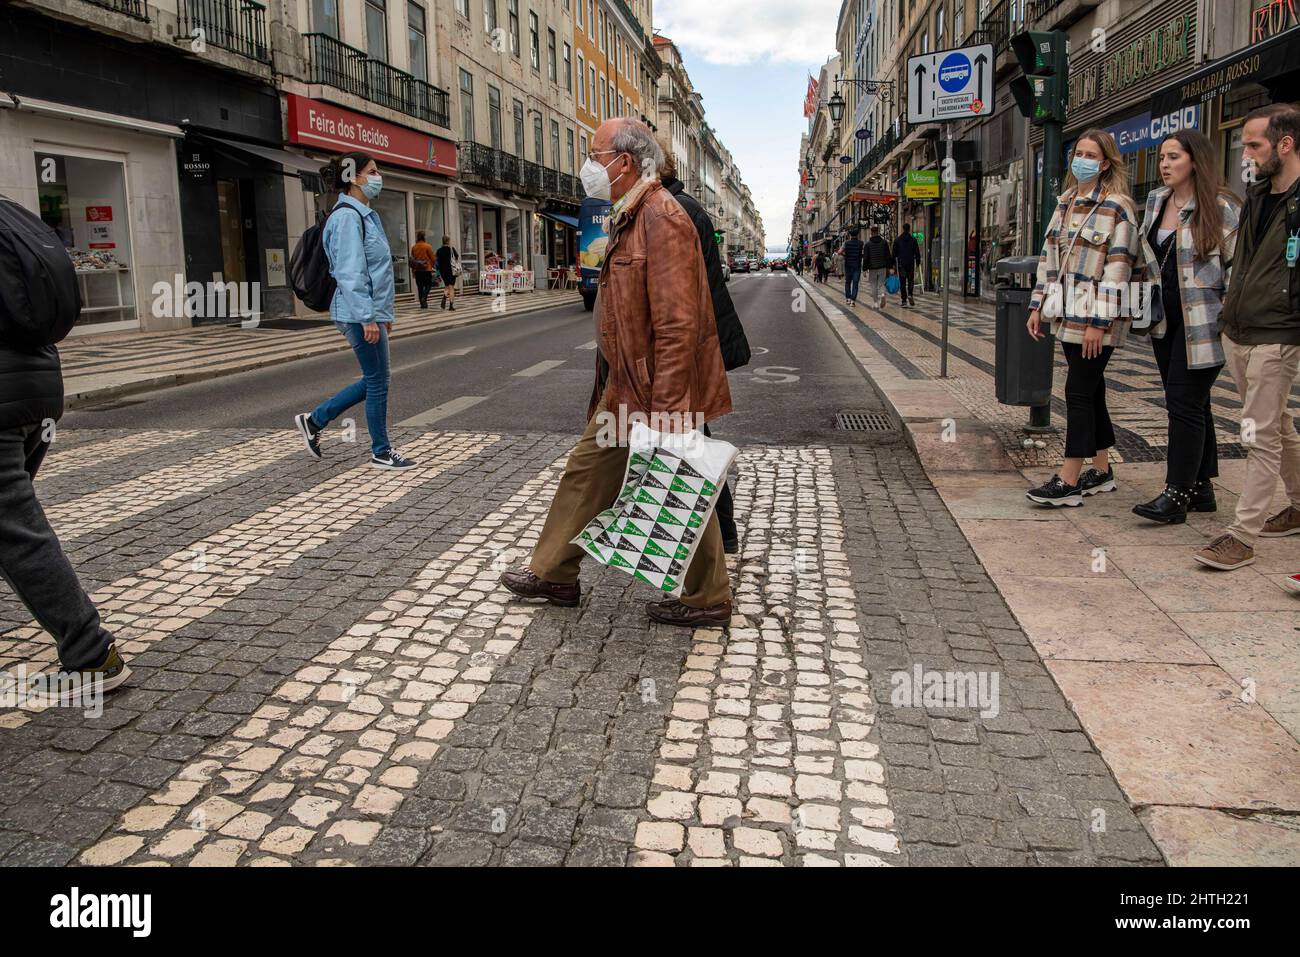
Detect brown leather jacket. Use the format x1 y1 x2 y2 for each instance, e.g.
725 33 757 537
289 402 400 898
588 180 732 427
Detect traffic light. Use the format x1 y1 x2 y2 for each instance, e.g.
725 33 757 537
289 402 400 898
1010 31 1068 125
713 230 724 245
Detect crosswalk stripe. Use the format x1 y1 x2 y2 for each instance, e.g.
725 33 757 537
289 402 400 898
82 453 567 866
44 434 296 538
2 433 500 690
513 359 566 377
576 340 598 350
398 395 489 427
36 430 203 480
631 447 898 867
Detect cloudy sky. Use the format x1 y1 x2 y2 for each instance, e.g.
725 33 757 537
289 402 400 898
655 0 841 254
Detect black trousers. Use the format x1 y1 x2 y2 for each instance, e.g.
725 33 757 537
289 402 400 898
1061 341 1117 459
896 263 916 301
0 424 113 670
701 423 738 543
414 269 434 307
1151 305 1221 486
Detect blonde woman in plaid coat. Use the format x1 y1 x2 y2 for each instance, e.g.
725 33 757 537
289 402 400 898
1131 130 1242 525
1025 129 1139 507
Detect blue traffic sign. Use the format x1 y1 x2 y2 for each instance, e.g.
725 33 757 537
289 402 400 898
938 52 971 93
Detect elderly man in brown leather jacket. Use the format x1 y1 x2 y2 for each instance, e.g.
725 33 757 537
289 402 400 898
500 117 734 626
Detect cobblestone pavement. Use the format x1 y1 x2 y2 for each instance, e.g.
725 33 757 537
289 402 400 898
0 427 1161 866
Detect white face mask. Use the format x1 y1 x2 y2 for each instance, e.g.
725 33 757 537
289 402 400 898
580 153 624 201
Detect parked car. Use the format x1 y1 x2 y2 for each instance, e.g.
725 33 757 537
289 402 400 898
771 259 788 271
733 258 750 273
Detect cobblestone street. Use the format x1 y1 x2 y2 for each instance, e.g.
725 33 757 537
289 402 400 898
0 425 1158 866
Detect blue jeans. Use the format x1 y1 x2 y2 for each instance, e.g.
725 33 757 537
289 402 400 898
845 267 861 302
312 321 391 456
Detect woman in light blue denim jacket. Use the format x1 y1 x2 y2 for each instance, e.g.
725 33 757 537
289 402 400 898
294 151 414 469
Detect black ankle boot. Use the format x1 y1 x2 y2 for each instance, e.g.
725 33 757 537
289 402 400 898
1189 479 1217 513
1133 485 1193 524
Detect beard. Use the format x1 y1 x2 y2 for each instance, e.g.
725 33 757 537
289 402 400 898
1255 146 1283 180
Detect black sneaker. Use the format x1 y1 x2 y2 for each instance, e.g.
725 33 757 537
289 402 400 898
1026 474 1083 507
1078 465 1116 496
294 412 322 460
371 449 416 469
29 645 131 701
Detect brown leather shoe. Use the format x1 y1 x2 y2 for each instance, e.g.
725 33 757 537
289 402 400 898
1261 505 1300 538
646 598 733 627
499 567 580 607
1193 534 1255 570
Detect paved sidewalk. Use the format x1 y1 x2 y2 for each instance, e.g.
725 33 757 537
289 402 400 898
799 274 1300 866
60 289 581 409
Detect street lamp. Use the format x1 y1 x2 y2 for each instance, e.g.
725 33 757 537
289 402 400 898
828 90 845 125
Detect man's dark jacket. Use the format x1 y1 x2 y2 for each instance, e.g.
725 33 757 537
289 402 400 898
1221 176 1300 346
662 176 750 371
892 232 920 269
0 334 62 431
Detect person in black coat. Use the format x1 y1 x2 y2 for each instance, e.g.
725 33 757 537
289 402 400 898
0 202 128 691
659 149 750 553
891 221 921 306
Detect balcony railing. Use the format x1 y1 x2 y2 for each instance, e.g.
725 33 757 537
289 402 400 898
979 0 1026 57
458 143 582 200
303 32 450 129
836 126 899 204
179 0 270 63
80 0 148 17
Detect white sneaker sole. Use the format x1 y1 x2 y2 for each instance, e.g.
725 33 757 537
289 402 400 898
1026 492 1083 507
294 414 322 460
370 460 415 470
1192 553 1255 571
1081 479 1116 496
1284 576 1300 593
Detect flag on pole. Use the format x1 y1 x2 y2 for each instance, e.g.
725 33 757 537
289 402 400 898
803 75 819 118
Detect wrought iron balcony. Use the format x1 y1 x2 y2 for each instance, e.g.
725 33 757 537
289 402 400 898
303 32 450 129
836 127 899 204
179 0 270 63
458 143 582 200
80 0 148 19
980 0 1026 58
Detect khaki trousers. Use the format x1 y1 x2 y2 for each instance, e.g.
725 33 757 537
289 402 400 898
529 390 731 608
1222 337 1300 545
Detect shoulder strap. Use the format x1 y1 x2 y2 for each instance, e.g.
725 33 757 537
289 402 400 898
328 202 366 239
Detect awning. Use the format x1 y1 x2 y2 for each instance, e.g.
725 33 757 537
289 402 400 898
849 190 899 204
1151 25 1300 117
456 185 517 210
0 93 184 138
195 134 324 174
537 210 578 229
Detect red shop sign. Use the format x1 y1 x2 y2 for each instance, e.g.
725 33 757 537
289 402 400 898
285 93 457 176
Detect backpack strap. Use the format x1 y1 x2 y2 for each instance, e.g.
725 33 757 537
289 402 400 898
327 202 366 239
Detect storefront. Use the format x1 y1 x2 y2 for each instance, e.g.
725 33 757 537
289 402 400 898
452 185 531 285
283 93 457 304
538 206 579 271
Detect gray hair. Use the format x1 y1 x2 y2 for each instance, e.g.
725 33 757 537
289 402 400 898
609 119 664 181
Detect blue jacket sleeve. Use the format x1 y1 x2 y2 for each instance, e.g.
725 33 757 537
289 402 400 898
326 210 373 324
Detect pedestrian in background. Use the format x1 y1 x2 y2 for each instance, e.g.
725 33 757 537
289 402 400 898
864 225 894 308
1026 129 1137 507
435 236 459 311
841 228 865 305
294 151 414 470
1132 130 1241 525
1194 103 1300 570
815 250 828 283
410 230 436 309
501 118 734 626
0 195 130 694
658 141 751 553
892 222 921 306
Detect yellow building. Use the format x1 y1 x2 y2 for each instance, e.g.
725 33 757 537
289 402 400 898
572 0 657 164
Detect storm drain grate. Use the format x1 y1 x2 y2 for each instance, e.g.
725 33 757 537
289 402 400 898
835 410 895 432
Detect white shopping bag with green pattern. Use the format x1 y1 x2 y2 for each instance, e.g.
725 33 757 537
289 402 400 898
571 422 737 598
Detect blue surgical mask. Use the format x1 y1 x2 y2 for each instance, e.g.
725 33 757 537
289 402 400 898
360 174 383 199
1071 157 1102 184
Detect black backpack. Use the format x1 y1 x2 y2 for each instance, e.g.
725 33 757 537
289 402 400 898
0 195 82 348
289 204 365 312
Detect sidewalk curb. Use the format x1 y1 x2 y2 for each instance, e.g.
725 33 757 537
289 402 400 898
64 294 580 409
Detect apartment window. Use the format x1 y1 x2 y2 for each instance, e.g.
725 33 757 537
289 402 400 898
598 10 604 51
577 52 586 107
614 36 620 77
550 120 560 170
587 0 594 39
617 93 623 117
921 30 929 54
488 85 502 150
529 12 539 70
513 99 525 157
455 0 468 17
484 0 496 34
508 0 519 56
576 0 583 28
566 127 574 173
408 2 427 80
459 69 475 141
936 4 944 44
599 72 606 121
579 132 588 164
589 66 597 118
533 114 543 163
955 3 964 42
563 42 572 93
606 80 613 120
547 29 557 82
365 0 387 61
312 0 340 37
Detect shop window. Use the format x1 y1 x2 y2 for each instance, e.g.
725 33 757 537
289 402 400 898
372 189 410 294
35 152 135 328
459 203 480 281
1224 126 1246 200
504 209 523 267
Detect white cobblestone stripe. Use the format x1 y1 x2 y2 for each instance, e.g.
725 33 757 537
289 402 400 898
35 431 204 481
43 433 296 537
633 447 899 866
79 454 566 867
1 432 499 688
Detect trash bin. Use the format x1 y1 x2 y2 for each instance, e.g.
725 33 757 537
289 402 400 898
994 256 1054 409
